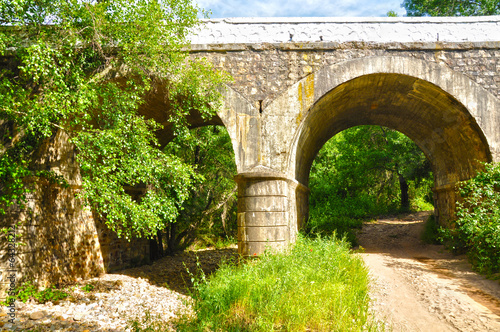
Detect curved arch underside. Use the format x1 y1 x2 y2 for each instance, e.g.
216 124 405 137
138 85 225 147
295 73 492 189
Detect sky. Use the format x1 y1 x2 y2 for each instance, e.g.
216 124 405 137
194 0 408 18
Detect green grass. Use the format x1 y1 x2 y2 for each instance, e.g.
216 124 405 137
171 235 380 331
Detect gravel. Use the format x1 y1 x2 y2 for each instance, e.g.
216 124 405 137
1 247 238 331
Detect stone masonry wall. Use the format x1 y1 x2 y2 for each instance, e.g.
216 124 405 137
0 129 149 297
190 17 500 109
96 216 150 273
191 44 500 111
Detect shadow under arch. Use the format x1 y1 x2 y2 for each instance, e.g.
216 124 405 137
129 83 252 257
137 83 255 173
290 58 496 227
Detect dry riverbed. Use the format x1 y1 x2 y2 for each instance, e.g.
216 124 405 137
3 212 500 331
1 248 238 331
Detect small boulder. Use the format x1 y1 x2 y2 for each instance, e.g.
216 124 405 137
29 311 45 320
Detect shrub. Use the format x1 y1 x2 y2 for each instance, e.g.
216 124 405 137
306 194 385 246
3 281 69 304
441 162 500 275
421 214 441 245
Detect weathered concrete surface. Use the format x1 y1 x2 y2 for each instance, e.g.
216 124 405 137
191 17 500 44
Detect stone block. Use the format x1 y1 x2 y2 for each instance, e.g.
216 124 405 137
237 240 287 257
237 196 287 212
237 225 288 242
237 211 287 227
238 179 287 197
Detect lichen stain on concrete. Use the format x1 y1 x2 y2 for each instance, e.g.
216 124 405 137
297 74 315 125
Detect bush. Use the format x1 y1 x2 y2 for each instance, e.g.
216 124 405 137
306 194 388 246
174 235 380 331
441 162 500 275
3 281 69 304
421 214 441 245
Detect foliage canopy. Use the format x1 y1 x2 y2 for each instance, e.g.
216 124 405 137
162 125 237 253
308 126 433 243
441 162 500 275
403 0 500 16
0 0 228 239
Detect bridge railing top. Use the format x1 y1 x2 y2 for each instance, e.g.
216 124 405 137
190 16 500 45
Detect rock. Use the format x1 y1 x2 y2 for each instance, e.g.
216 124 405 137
23 321 35 329
9 249 238 331
29 311 45 320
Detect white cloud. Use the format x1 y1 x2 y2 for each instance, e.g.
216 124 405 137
194 0 407 18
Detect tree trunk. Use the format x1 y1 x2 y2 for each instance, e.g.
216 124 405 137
399 173 410 211
149 237 159 261
157 230 164 258
166 222 177 255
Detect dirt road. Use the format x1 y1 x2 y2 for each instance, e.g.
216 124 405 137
357 211 500 331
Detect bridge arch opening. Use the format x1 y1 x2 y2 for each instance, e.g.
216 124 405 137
294 72 491 227
307 124 434 241
134 84 243 256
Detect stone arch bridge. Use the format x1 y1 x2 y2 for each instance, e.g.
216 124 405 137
2 17 500 289
175 17 500 256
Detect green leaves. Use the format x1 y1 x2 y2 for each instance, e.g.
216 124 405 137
163 126 237 252
443 162 500 274
0 1 229 240
403 0 500 16
310 126 432 212
72 86 197 239
308 126 433 241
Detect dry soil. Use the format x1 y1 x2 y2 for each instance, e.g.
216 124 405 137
357 211 500 331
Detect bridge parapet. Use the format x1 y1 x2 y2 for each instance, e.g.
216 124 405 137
191 16 500 45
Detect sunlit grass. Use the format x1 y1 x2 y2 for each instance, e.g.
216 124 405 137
173 235 381 331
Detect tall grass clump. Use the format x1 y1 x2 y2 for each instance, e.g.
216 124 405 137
175 235 378 331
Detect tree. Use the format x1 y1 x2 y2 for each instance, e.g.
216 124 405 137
311 126 432 213
403 0 500 16
0 1 228 240
161 125 237 254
